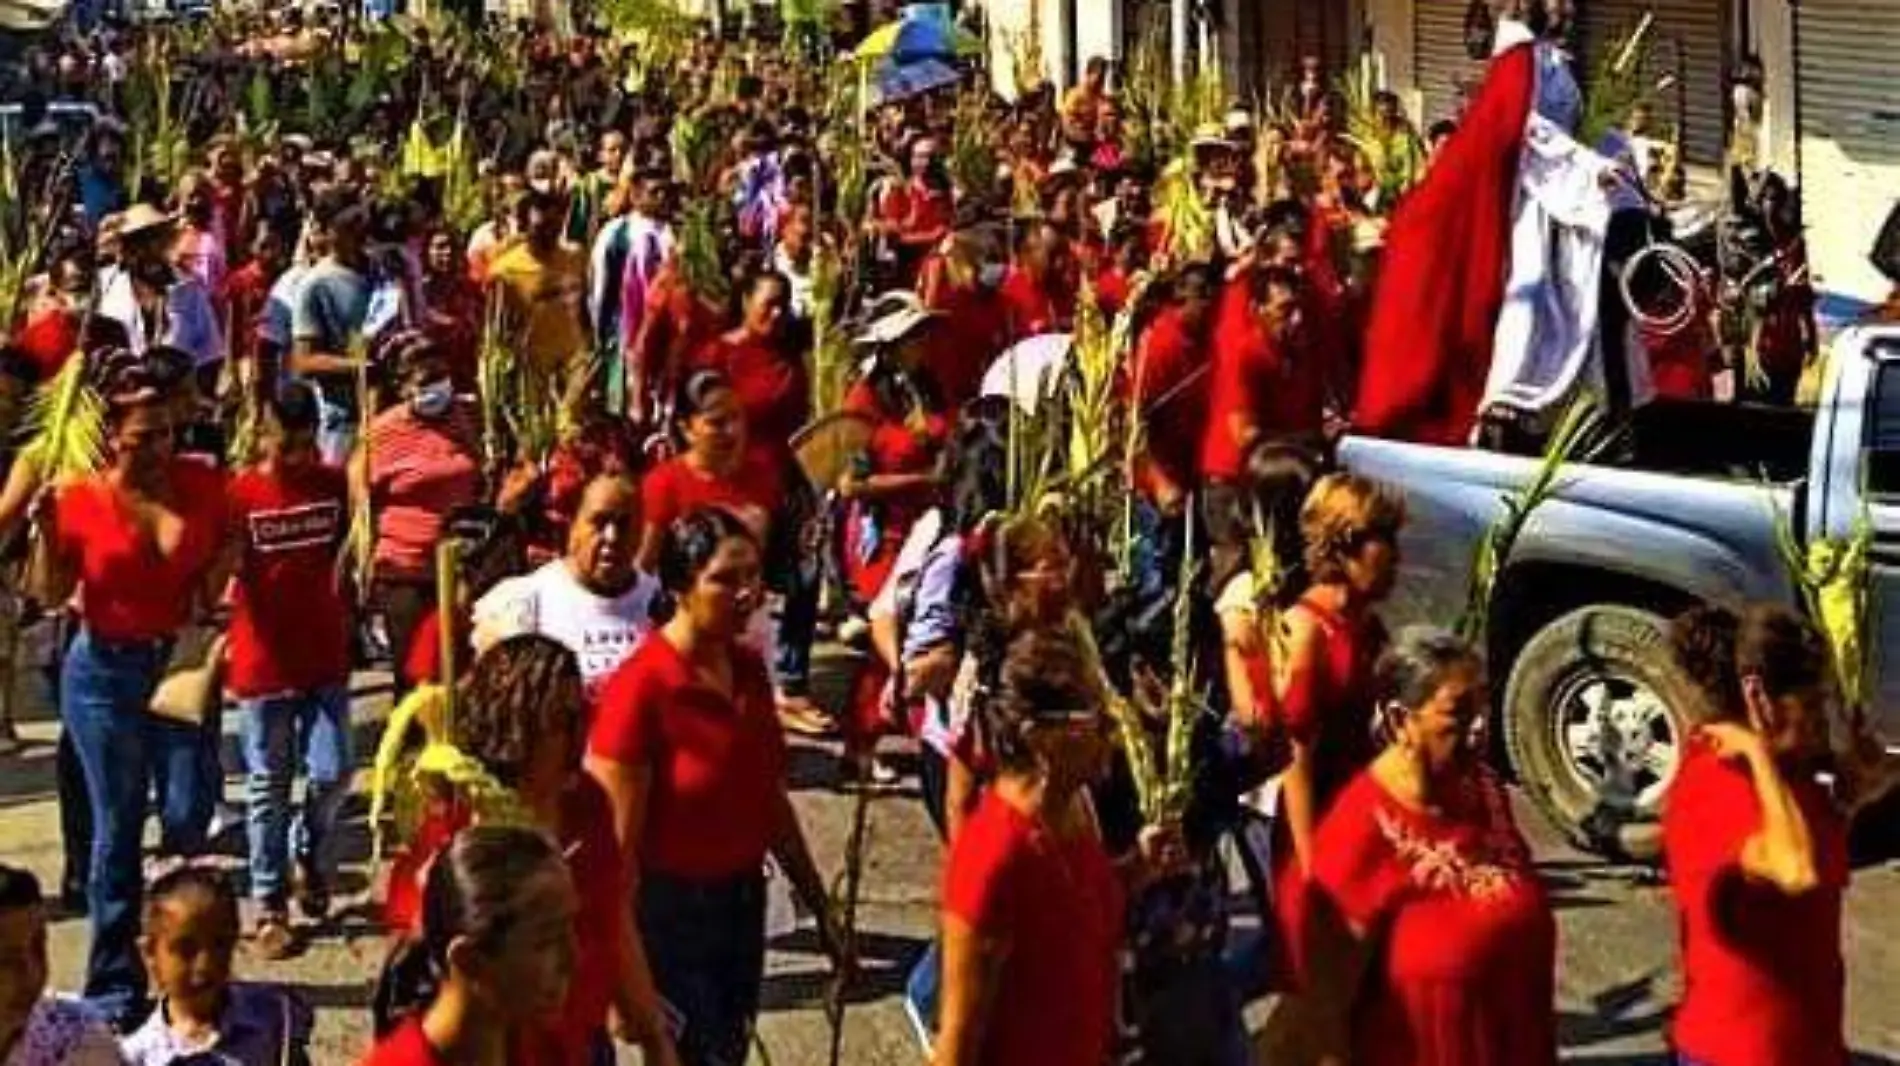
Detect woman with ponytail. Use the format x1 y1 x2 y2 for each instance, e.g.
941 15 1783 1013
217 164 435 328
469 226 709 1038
363 826 578 1066
586 508 846 1066
1662 604 1898 1066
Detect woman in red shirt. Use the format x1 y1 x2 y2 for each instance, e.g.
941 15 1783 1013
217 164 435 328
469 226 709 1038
363 826 578 1066
1662 604 1896 1066
383 635 678 1066
47 352 229 1027
838 308 951 782
689 271 809 458
636 370 784 572
585 508 845 1066
936 628 1132 1066
1289 626 1556 1066
1261 473 1404 994
355 335 485 695
419 229 486 394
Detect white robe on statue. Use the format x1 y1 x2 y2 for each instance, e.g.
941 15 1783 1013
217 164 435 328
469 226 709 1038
1479 21 1642 426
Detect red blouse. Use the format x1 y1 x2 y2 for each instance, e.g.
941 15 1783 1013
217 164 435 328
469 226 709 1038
55 460 228 642
588 633 787 879
1268 595 1387 986
942 790 1123 1066
690 332 810 454
639 451 784 542
1313 769 1557 1066
1663 742 1848 1066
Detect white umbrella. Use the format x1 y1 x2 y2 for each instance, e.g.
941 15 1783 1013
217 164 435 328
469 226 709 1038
981 332 1072 416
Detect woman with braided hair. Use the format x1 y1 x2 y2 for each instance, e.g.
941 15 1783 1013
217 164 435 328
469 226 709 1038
383 634 676 1066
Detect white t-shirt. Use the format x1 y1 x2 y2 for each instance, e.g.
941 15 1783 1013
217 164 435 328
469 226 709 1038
474 560 660 694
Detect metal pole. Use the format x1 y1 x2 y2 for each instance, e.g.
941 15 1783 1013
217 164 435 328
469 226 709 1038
1170 0 1189 84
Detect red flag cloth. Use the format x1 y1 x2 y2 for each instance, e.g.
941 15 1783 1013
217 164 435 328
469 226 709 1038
1353 44 1537 445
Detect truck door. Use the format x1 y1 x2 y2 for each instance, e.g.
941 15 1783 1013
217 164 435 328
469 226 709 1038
1819 332 1900 739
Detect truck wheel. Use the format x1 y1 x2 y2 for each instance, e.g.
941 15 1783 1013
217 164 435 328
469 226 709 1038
1502 604 1696 860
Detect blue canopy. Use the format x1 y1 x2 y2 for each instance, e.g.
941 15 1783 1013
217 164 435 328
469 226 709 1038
869 57 963 105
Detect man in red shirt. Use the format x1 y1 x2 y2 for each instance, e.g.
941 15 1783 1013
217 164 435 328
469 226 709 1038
1000 221 1078 341
222 382 353 957
1200 263 1327 487
1128 263 1219 512
918 229 1010 410
220 222 291 394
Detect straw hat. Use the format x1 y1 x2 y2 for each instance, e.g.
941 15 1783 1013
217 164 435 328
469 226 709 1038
117 203 178 240
854 291 941 347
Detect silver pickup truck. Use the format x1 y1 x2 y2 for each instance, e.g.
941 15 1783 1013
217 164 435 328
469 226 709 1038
1340 325 1900 858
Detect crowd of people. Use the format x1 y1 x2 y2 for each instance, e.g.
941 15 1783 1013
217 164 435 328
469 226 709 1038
0 2 1891 1066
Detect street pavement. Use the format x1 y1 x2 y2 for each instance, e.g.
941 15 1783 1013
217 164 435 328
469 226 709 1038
3 643 1899 1065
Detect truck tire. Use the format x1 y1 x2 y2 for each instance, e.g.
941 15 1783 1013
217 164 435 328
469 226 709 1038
1502 604 1697 860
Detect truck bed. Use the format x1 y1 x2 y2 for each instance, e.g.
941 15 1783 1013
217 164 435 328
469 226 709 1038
1339 432 1802 633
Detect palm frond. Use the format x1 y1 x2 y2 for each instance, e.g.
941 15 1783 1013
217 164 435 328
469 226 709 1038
17 358 106 481
1578 14 1657 148
1456 396 1601 641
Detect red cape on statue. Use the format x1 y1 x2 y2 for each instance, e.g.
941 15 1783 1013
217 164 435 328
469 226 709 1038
1353 43 1537 445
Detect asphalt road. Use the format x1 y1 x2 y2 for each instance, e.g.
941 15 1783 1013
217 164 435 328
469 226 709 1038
3 645 1898 1065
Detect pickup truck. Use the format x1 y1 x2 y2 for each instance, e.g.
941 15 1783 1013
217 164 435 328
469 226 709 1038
1339 325 1900 858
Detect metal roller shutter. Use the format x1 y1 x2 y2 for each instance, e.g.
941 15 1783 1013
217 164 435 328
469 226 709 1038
1576 0 1727 170
1798 0 1900 306
1413 0 1488 126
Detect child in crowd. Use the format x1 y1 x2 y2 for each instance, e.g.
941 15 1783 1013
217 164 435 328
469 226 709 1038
0 864 120 1066
121 867 312 1066
363 827 579 1066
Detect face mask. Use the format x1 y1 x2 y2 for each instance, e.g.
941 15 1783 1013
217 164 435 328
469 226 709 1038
978 262 1006 289
411 379 454 418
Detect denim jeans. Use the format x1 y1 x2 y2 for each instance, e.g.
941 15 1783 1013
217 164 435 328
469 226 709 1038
239 686 351 907
904 939 941 1050
313 386 357 467
639 870 767 1066
60 628 216 1026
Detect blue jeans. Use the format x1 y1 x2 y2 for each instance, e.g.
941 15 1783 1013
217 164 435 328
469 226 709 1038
61 628 216 1026
639 870 766 1066
239 686 351 907
313 387 357 467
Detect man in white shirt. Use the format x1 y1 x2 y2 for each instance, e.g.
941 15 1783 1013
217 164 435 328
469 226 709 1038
473 472 658 694
95 204 225 371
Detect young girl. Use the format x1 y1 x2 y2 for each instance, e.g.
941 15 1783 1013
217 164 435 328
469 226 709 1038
364 827 579 1066
121 866 312 1066
0 864 120 1066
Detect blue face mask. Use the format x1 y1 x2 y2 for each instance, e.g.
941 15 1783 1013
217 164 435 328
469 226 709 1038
412 379 454 418
978 262 1006 289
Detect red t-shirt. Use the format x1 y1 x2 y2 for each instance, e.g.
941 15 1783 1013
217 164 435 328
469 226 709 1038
357 1019 447 1066
588 632 787 879
14 306 80 381
918 270 1009 411
690 332 810 453
639 451 783 540
1312 769 1557 1066
225 462 351 696
999 268 1075 342
1201 276 1327 482
380 779 625 1066
1663 743 1848 1066
56 460 228 642
221 261 274 370
1125 305 1210 493
941 789 1123 1066
367 403 484 580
